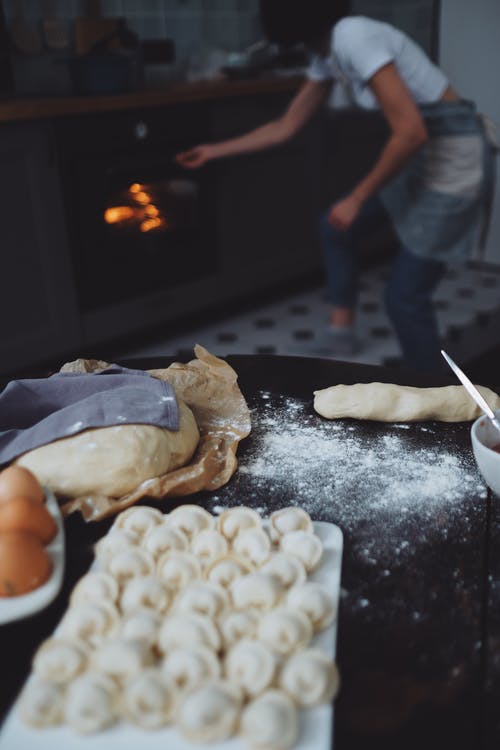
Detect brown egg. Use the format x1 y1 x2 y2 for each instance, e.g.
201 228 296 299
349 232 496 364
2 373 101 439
0 530 52 596
0 466 44 505
0 495 57 544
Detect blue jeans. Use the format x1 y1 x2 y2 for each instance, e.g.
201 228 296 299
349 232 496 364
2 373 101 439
319 197 447 373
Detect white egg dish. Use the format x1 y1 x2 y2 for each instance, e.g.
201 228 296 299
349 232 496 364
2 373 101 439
0 490 65 625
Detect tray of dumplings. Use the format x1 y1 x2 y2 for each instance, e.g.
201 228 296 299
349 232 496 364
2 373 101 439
1 504 343 750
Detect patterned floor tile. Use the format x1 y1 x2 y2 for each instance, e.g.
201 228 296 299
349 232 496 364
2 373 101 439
116 262 500 367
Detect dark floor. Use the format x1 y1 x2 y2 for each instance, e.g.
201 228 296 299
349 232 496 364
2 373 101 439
116 261 500 386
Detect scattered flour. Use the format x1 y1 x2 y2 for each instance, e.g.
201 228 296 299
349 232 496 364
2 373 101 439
207 390 487 559
204 390 487 621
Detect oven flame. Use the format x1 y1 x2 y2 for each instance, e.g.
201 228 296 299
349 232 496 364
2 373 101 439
140 217 164 233
104 206 136 224
134 191 151 205
106 183 170 233
145 204 160 218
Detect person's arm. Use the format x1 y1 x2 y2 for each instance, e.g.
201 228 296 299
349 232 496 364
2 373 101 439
328 62 428 230
176 79 332 168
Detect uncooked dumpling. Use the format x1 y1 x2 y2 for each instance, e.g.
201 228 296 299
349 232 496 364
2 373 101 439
64 671 118 734
18 679 64 727
92 639 153 683
260 552 306 589
15 399 199 498
269 506 313 542
59 600 120 647
122 669 176 729
104 547 155 585
32 638 88 685
230 572 283 611
113 506 164 539
224 638 276 698
257 608 312 656
279 648 340 707
205 554 252 590
280 531 323 572
156 550 202 590
175 581 229 619
219 609 260 650
142 523 189 561
286 581 336 632
241 689 298 750
119 608 161 648
70 571 119 606
93 529 138 565
233 528 271 567
217 506 262 542
167 504 215 542
177 680 242 743
157 612 221 654
120 575 172 615
191 529 229 568
161 644 221 694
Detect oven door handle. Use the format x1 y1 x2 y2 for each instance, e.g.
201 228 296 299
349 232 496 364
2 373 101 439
104 151 196 180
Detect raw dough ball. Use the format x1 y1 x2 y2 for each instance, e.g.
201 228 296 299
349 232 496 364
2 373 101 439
313 382 500 423
15 399 199 498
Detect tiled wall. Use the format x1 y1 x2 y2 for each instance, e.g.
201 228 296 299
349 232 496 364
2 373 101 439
3 0 261 77
2 0 437 93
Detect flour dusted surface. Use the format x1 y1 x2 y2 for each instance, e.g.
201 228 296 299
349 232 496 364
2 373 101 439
206 390 486 570
211 391 484 513
207 385 486 694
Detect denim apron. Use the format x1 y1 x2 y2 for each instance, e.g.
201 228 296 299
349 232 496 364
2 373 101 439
380 100 498 262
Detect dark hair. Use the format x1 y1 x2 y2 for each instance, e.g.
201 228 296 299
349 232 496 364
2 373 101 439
259 0 350 46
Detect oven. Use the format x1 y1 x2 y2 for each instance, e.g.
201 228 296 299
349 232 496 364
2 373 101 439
54 104 218 316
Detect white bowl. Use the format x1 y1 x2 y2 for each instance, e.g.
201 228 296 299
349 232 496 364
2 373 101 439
471 411 500 495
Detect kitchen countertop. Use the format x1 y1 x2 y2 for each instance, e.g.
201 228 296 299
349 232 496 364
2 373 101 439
0 353 495 749
0 75 303 123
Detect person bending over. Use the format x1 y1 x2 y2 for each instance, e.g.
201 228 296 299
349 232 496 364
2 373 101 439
176 0 495 373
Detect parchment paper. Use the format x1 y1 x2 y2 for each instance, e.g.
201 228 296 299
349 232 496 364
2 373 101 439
58 345 251 522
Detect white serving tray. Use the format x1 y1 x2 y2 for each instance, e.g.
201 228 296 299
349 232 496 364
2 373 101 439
0 490 65 625
0 521 343 750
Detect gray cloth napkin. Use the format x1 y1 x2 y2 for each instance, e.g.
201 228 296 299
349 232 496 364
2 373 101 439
0 365 179 466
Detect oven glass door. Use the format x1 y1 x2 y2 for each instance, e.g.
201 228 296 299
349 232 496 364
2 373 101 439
67 151 217 311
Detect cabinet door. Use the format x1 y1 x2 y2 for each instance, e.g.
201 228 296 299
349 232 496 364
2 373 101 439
0 121 81 376
211 93 324 297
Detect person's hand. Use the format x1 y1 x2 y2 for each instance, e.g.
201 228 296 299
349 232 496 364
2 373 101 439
328 194 363 231
175 145 213 169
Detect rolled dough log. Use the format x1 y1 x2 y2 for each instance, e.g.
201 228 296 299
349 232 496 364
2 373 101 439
313 382 500 423
14 400 199 498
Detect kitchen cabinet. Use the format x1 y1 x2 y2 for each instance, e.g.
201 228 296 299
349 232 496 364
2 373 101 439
0 121 81 377
211 92 325 299
0 86 326 376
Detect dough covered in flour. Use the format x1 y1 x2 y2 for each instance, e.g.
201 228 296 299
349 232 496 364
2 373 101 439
15 400 199 498
313 382 500 423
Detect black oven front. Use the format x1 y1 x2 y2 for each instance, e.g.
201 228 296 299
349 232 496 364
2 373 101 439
55 104 218 313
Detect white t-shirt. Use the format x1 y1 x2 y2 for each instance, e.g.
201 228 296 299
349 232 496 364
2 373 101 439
307 16 449 109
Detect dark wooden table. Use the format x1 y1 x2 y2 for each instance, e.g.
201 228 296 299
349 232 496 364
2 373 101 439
1 354 498 749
